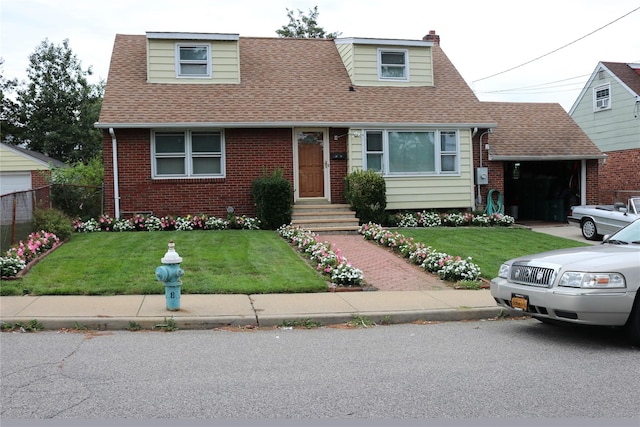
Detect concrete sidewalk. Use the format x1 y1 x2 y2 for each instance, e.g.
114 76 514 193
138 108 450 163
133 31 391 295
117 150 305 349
0 290 501 330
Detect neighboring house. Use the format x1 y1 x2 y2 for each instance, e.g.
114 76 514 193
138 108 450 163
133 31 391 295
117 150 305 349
477 102 604 222
96 30 603 223
569 62 640 204
0 142 65 196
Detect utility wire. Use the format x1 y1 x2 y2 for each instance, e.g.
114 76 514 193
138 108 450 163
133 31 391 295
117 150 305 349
472 6 640 83
478 74 591 94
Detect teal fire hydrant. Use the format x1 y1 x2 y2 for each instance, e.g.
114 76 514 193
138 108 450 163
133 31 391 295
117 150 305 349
155 240 184 311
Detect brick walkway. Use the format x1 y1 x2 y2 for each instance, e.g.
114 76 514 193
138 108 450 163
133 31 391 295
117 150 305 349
319 234 448 291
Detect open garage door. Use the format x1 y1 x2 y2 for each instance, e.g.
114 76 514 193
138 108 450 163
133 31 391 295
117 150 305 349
503 160 580 223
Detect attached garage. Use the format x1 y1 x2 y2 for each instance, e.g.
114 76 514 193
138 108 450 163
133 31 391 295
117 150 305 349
477 102 605 222
0 172 32 196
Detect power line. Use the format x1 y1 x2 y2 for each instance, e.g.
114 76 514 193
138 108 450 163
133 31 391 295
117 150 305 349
478 74 591 94
472 6 640 83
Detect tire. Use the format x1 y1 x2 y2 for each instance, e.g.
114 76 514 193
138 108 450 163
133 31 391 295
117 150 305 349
625 296 640 347
581 218 600 241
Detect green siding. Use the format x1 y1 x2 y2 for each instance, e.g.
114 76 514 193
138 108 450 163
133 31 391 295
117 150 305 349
336 42 433 87
147 39 240 84
571 75 640 152
347 128 473 210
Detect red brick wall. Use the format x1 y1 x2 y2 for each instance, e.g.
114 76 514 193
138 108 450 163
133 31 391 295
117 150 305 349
31 170 50 188
103 127 348 218
328 128 347 204
598 148 640 204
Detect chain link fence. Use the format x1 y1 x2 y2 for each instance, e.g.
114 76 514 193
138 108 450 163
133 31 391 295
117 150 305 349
1 184 103 252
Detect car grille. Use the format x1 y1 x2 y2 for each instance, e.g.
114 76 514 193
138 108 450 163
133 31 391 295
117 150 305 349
510 263 556 288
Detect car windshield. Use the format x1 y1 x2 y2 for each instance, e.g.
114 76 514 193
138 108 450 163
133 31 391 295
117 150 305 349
606 219 640 244
632 198 640 214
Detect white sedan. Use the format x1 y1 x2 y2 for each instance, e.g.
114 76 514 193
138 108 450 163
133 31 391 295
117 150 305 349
491 219 640 345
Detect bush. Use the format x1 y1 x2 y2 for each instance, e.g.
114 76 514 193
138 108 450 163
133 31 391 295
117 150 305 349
251 169 293 230
344 169 387 225
33 208 73 240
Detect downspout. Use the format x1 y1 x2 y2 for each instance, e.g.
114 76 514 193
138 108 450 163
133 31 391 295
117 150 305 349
471 128 478 211
580 159 587 205
109 128 121 219
477 129 491 206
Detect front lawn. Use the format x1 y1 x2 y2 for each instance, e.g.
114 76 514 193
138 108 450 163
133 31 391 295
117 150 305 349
2 230 328 296
398 227 588 280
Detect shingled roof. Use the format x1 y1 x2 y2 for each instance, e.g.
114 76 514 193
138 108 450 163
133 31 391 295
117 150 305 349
483 102 605 161
97 35 496 128
601 61 640 96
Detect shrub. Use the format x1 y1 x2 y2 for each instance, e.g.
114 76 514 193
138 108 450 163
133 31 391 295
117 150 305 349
344 169 387 225
33 208 73 240
252 169 293 230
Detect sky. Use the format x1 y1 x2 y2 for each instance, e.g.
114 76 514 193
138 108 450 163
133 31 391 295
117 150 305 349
2 0 639 111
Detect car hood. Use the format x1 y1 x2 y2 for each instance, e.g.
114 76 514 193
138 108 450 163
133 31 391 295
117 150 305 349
510 245 640 270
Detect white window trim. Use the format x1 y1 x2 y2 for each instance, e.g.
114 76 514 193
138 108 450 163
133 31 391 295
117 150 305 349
377 48 409 81
151 129 225 179
593 83 611 111
175 43 212 78
363 129 460 176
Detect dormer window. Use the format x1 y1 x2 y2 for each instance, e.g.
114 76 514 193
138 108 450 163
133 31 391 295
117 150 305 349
176 44 211 78
378 49 408 81
593 84 611 111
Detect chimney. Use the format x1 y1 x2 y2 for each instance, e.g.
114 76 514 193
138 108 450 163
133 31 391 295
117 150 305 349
423 30 440 45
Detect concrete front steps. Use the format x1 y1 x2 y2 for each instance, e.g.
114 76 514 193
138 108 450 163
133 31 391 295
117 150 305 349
291 200 360 233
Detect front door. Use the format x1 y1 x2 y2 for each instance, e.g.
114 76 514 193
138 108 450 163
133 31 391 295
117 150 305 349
297 130 325 198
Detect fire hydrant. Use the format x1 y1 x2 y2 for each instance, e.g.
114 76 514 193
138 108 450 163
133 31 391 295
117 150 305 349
155 240 184 311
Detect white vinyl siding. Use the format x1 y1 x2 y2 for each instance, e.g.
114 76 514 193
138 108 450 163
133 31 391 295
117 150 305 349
147 39 240 84
152 130 225 178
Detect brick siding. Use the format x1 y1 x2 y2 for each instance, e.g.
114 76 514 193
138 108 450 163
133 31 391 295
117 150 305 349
598 148 640 204
103 127 347 218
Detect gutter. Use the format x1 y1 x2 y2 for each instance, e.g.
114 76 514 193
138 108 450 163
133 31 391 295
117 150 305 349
95 121 499 130
108 128 121 219
487 154 607 161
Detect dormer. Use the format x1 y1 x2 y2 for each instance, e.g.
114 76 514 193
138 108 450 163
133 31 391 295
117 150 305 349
146 32 240 84
334 37 434 87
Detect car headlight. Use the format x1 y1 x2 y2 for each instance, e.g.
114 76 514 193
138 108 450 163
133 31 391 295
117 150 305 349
498 264 510 279
558 272 626 289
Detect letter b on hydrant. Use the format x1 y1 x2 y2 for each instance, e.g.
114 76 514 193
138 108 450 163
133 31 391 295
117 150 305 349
156 240 184 311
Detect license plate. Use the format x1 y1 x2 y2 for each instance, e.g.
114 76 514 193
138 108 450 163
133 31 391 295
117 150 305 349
511 294 528 311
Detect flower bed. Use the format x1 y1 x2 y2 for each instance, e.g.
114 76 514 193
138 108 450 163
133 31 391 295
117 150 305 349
1 231 61 278
359 223 481 282
277 224 364 288
391 211 514 228
73 213 260 232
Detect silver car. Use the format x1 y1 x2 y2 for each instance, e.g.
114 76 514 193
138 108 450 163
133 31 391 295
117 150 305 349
491 219 640 345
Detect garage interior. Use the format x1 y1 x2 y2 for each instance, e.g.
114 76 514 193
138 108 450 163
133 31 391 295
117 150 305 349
503 160 581 223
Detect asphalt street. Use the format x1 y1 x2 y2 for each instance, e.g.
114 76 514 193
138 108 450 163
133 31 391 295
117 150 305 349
1 318 639 421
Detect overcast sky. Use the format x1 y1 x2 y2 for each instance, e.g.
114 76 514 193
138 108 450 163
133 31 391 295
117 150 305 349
2 0 639 111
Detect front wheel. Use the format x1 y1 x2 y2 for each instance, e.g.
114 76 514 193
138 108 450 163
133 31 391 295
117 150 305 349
625 296 640 346
581 218 600 241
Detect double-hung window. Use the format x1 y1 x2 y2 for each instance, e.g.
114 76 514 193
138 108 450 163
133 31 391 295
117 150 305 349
593 84 611 111
363 130 459 175
153 130 224 178
378 49 408 81
176 44 211 78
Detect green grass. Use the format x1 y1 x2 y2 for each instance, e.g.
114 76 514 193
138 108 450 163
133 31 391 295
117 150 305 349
4 230 328 296
2 227 590 296
398 227 589 280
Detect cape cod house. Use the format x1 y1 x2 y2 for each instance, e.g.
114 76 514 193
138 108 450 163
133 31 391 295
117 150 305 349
96 30 603 227
569 62 640 204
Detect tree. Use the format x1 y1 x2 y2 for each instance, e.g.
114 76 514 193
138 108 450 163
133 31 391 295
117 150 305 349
10 39 104 163
276 6 342 39
0 60 22 144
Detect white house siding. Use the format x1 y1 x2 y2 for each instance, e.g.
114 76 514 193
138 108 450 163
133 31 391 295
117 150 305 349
147 39 240 84
335 42 433 87
571 75 640 152
347 128 473 210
